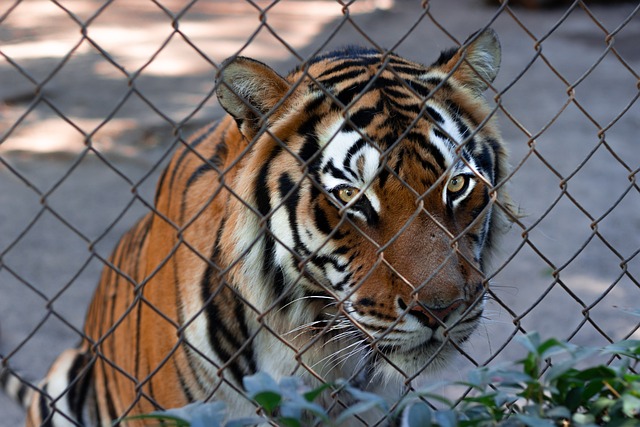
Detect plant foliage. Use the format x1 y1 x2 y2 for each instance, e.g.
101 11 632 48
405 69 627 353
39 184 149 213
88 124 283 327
133 334 640 426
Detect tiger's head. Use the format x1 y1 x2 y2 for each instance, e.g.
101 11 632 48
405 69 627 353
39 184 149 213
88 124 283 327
216 29 514 384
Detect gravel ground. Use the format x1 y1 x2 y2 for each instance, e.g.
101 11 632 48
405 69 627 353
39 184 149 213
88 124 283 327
1 0 639 424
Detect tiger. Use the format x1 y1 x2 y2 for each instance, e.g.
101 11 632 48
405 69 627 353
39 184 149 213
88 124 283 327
1 28 515 426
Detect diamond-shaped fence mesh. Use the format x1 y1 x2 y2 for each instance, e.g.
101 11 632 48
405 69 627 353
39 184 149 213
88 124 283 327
1 0 639 425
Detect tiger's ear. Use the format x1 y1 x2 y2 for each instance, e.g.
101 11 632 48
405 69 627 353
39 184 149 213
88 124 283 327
216 56 290 139
436 28 501 94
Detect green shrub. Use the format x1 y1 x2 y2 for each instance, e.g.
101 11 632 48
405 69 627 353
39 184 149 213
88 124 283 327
129 333 640 426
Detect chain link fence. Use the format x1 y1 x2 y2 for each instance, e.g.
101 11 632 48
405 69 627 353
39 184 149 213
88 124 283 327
1 0 639 425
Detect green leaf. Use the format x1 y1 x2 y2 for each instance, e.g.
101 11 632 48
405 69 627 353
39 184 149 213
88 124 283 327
563 386 585 412
622 373 640 384
622 393 640 418
492 368 534 386
517 333 542 355
344 385 389 412
458 404 495 424
280 400 329 423
575 366 617 382
130 401 228 427
303 383 332 403
463 394 499 407
335 397 389 425
603 340 640 358
243 373 284 415
537 338 568 358
590 396 617 414
545 406 571 420
253 391 282 415
494 390 518 407
514 414 556 427
521 353 540 378
277 417 301 427
572 413 596 425
545 359 579 383
405 392 453 407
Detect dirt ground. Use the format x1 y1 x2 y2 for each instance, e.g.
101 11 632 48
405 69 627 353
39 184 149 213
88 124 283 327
1 0 639 424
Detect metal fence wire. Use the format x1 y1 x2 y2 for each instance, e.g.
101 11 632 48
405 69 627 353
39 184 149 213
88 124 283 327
1 0 639 425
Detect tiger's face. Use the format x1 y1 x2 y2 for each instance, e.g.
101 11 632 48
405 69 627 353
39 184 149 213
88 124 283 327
217 30 512 382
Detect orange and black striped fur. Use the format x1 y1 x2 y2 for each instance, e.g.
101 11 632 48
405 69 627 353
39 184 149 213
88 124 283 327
2 29 515 425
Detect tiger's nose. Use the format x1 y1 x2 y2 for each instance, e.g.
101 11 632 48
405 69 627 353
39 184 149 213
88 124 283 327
398 298 464 329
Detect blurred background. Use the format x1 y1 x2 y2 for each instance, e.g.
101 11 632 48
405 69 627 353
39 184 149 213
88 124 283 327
1 0 639 424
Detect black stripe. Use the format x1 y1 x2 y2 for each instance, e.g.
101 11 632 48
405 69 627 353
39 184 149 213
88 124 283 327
335 81 369 107
67 352 93 424
315 56 379 78
273 265 287 303
409 145 441 177
348 106 379 129
184 156 217 190
38 386 54 427
475 144 494 183
334 245 350 255
408 132 447 173
318 69 366 88
173 257 208 396
173 358 194 402
446 99 478 128
108 236 128 359
333 271 353 291
16 381 28 408
255 147 281 218
298 135 320 165
102 363 119 421
313 204 332 235
381 86 411 100
424 128 457 163
232 294 257 374
255 146 283 304
486 137 502 184
432 47 457 67
153 166 169 207
133 218 152 385
343 137 369 176
378 166 390 189
425 77 451 91
164 121 220 211
145 360 163 411
101 241 127 423
278 173 308 258
185 137 228 189
202 297 245 385
323 160 352 181
201 220 254 386
302 95 326 117
169 122 220 190
386 64 424 76
353 197 379 226
468 191 490 221
310 254 346 273
411 81 435 99
425 106 444 124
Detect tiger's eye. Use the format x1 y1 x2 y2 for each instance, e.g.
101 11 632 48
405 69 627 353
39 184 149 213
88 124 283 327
447 175 467 194
336 187 360 204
